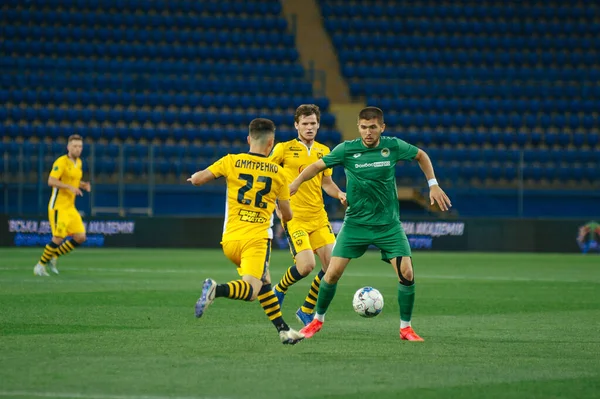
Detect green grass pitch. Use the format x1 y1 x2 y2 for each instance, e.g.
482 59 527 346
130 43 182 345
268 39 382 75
1 248 599 399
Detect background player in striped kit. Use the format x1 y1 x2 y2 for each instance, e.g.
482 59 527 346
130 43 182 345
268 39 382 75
34 134 90 276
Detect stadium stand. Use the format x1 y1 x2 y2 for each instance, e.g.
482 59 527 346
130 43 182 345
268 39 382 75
2 0 599 217
319 0 599 191
0 0 341 189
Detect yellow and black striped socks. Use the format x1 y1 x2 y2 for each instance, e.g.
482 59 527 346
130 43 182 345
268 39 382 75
300 269 325 314
258 284 289 332
39 242 59 265
55 238 80 257
215 280 253 301
275 265 304 294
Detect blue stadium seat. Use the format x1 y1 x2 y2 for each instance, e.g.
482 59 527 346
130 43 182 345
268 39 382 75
587 133 599 147
97 158 117 174
584 165 598 181
106 144 119 157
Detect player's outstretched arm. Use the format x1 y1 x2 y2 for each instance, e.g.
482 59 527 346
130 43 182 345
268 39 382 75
278 199 293 222
48 176 82 196
414 149 452 212
290 159 327 195
321 175 347 206
187 169 217 186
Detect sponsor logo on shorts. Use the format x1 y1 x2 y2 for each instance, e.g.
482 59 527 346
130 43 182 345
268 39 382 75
295 239 303 246
355 161 391 168
292 230 307 238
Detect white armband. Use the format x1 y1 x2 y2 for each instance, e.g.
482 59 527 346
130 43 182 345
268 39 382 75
427 178 438 187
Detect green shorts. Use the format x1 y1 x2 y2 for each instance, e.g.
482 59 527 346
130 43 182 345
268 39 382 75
332 222 412 261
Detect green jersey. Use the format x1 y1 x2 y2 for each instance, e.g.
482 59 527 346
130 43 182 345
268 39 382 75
322 136 418 226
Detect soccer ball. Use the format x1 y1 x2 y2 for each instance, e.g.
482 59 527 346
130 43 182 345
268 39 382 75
352 287 384 318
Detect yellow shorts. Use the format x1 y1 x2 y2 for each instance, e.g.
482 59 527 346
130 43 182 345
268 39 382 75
283 216 336 256
48 207 85 238
221 238 271 280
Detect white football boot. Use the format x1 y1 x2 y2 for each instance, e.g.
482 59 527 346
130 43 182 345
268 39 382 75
48 257 59 274
33 263 50 277
279 328 305 345
195 279 217 318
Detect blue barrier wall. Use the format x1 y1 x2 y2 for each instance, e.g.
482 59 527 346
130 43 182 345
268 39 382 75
2 183 599 218
3 214 597 254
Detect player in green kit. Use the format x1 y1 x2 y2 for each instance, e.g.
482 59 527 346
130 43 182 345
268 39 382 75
290 107 452 341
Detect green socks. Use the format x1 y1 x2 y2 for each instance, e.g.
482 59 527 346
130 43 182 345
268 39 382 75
397 282 415 323
315 279 337 315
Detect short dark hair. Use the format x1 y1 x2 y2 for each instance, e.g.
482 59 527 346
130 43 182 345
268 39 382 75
294 104 321 123
68 134 83 142
249 118 276 140
358 107 384 125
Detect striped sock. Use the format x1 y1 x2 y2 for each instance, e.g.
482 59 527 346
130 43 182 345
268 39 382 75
55 238 80 258
258 284 289 332
215 280 253 301
300 269 325 314
39 242 59 265
275 265 304 294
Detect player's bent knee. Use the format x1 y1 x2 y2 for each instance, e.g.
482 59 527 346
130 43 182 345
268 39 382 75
324 257 350 284
399 257 414 282
324 269 342 284
243 277 263 301
295 250 316 276
74 234 87 244
297 260 316 275
248 286 261 301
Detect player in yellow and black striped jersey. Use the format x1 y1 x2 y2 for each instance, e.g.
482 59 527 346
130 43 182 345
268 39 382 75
269 104 347 326
187 118 304 345
33 134 91 277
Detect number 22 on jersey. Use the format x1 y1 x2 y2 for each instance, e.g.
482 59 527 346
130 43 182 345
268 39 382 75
237 174 272 209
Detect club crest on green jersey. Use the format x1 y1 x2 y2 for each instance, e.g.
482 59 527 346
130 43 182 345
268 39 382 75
381 148 390 157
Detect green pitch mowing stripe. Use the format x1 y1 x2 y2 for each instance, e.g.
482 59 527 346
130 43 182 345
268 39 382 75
0 248 599 399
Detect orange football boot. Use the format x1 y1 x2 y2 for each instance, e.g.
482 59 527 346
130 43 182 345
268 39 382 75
400 326 424 341
299 319 323 339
